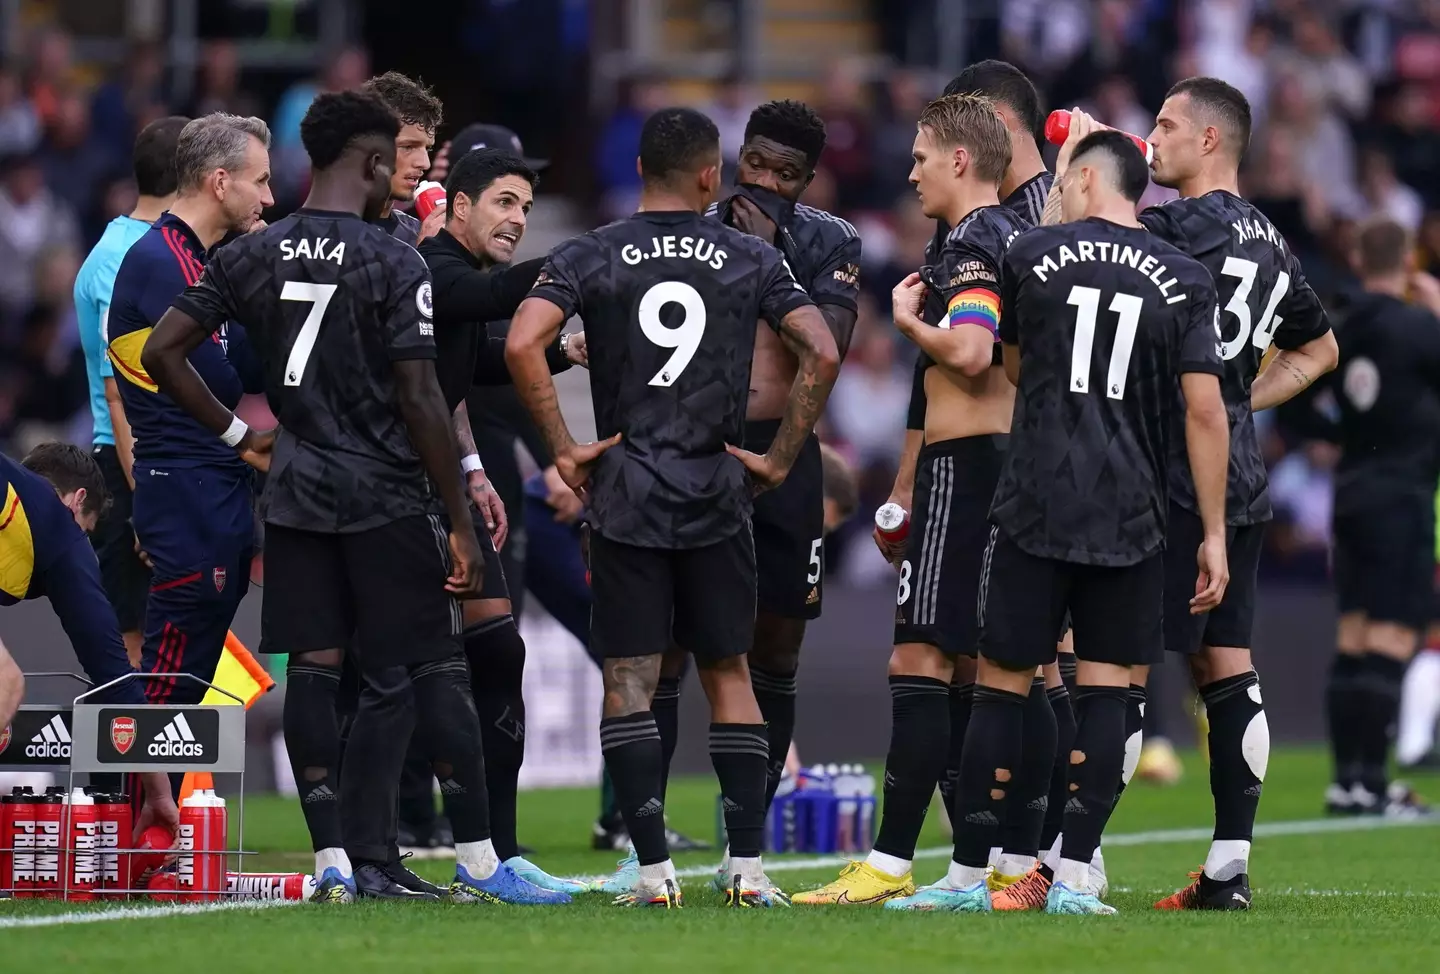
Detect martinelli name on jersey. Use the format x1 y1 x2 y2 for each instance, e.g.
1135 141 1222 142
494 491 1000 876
1026 237 1191 306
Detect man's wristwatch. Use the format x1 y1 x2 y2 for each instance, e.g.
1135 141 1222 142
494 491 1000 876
559 332 572 360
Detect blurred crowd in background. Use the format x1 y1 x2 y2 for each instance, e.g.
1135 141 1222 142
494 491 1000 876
5 0 1440 592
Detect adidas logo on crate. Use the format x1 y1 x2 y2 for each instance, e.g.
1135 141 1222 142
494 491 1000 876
25 714 71 759
148 714 205 758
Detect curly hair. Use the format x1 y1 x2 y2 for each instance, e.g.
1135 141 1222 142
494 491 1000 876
362 71 443 134
300 90 401 171
743 100 826 168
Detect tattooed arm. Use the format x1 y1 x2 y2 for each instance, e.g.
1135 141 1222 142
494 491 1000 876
1252 332 1339 411
727 302 840 491
454 400 508 547
506 296 620 497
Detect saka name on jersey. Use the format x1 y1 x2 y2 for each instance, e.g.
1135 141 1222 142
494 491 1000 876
993 219 1222 566
526 210 815 549
1139 191 1329 524
170 208 438 533
707 198 862 313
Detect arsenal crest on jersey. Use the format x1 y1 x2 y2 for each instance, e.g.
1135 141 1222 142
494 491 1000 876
213 567 227 593
0 723 10 754
110 716 137 755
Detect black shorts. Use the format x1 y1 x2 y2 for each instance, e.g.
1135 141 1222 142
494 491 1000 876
1163 504 1264 654
893 435 1007 657
448 508 509 604
745 420 824 620
1334 498 1436 630
589 528 756 662
977 530 1163 670
261 515 462 670
89 445 150 633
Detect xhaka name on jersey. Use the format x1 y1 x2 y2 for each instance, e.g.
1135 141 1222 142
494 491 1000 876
1029 238 1189 306
621 234 728 270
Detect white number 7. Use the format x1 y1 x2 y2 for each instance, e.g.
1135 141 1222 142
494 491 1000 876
281 281 338 387
1068 286 1144 400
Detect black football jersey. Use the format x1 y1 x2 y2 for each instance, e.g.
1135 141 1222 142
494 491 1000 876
171 208 438 534
919 204 1030 370
528 210 815 549
707 199 863 312
1140 191 1330 525
1329 291 1440 514
377 208 422 247
928 171 1052 261
992 219 1222 567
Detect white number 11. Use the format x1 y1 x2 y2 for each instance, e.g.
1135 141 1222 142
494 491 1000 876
1067 285 1144 400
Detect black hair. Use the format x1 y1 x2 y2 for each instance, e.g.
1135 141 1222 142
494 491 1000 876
1355 217 1410 277
132 115 189 198
445 147 538 207
1166 76 1252 159
743 99 826 168
638 107 720 184
361 71 444 134
300 90 400 171
21 442 108 518
944 60 1044 141
1072 130 1151 203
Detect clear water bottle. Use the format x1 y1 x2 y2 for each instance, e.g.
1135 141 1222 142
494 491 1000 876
855 764 877 851
835 764 858 853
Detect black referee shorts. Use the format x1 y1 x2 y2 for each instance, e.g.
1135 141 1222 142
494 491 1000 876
977 529 1163 670
1334 498 1436 631
261 515 462 670
1163 503 1264 654
89 444 150 633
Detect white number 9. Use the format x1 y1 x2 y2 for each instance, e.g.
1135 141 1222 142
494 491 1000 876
639 280 707 387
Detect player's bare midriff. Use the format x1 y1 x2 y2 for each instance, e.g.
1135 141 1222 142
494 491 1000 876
746 318 802 421
924 361 1013 443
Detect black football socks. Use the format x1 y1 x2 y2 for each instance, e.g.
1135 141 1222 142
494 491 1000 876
1057 686 1128 884
600 712 669 865
710 723 770 859
871 676 950 866
750 666 798 810
940 682 974 824
950 685 1028 874
462 616 527 862
285 661 345 854
1112 684 1147 808
1356 652 1408 797
1200 671 1267 881
1326 653 1366 791
997 678 1057 871
1039 683 1076 868
651 676 682 801
410 656 492 846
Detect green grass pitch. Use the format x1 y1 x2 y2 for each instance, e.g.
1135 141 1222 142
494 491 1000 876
2 747 1437 973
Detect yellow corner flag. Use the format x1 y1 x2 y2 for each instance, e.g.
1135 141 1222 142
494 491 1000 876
180 632 274 801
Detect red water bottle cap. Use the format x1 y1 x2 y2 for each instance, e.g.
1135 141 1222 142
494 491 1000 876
414 180 447 221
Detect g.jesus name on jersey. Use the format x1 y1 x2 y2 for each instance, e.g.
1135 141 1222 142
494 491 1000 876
1139 191 1329 525
526 211 814 550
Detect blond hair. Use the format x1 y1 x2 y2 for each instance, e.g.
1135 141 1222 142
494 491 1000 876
917 93 1011 185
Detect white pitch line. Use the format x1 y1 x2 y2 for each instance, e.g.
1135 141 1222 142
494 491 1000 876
0 897 298 930
635 813 1440 882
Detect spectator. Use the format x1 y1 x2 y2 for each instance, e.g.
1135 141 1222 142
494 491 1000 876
816 59 873 209
705 72 752 178
0 62 39 159
1195 2 1273 130
38 89 121 243
1269 71 1362 217
89 42 165 162
595 74 668 220
269 45 370 202
870 68 931 207
1374 83 1440 210
1358 144 1424 231
5 245 86 450
0 151 79 338
827 294 910 470
184 40 263 120
1276 12 1371 122
23 28 74 130
1246 125 1330 267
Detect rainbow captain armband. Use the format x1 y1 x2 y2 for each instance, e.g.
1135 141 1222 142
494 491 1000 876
945 288 1001 337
